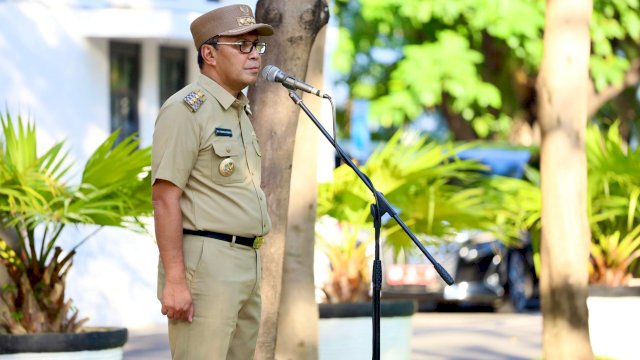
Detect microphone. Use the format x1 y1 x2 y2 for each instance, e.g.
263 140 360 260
261 65 325 98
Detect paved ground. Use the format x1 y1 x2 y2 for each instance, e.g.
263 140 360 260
410 311 542 360
123 327 171 360
123 310 542 360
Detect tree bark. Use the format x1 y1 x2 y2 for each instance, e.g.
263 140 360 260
612 87 638 144
274 27 326 360
536 1 594 359
441 94 478 141
249 1 329 359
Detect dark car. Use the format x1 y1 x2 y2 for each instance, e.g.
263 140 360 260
381 149 539 312
382 231 538 312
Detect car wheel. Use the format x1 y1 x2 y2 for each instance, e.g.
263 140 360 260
497 251 534 313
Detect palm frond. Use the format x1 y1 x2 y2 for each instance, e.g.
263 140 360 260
318 129 510 260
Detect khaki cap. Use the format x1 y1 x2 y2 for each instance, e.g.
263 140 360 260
190 4 275 49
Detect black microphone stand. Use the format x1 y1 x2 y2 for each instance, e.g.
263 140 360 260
287 91 455 359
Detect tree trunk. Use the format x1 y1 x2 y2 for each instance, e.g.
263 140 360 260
274 27 326 360
441 94 478 141
536 1 594 359
249 1 329 359
612 87 638 145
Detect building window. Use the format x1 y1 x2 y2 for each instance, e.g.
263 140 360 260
109 41 140 144
159 46 188 104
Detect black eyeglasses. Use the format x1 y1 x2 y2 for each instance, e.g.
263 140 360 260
215 40 267 54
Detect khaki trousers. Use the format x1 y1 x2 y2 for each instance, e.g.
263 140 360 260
158 234 261 360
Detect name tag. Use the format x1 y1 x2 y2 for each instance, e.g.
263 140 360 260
215 128 233 137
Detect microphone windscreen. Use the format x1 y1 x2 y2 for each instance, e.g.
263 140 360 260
261 65 279 82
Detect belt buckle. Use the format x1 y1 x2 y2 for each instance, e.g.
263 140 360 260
253 236 264 250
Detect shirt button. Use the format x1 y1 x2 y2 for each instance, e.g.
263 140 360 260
226 147 231 153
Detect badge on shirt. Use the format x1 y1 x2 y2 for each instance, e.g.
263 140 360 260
219 158 235 176
183 89 206 112
215 128 233 137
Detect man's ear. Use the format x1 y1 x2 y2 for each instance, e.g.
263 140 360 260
201 45 216 66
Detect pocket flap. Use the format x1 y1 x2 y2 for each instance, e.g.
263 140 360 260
212 140 243 157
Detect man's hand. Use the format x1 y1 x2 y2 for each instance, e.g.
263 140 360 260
161 279 194 322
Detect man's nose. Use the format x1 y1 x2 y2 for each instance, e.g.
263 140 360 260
248 47 260 59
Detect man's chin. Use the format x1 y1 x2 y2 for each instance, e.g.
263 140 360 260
245 75 259 85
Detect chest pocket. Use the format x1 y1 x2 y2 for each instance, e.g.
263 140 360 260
211 140 248 184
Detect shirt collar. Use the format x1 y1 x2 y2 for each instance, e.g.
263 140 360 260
197 74 250 110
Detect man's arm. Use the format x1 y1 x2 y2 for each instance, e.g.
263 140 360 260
152 179 194 322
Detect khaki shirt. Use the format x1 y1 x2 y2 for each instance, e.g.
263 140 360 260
152 74 271 237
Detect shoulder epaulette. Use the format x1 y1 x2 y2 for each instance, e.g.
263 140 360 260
183 89 206 112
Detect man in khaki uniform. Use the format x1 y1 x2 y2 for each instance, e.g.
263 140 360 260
151 4 273 359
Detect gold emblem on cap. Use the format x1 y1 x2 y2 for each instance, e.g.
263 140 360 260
237 16 256 27
219 158 235 177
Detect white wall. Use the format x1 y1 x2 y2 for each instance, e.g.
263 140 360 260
0 2 111 160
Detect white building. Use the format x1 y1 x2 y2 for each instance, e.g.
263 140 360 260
0 0 259 329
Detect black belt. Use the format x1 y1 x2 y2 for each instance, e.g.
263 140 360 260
183 229 255 248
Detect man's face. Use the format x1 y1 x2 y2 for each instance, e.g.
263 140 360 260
210 32 262 94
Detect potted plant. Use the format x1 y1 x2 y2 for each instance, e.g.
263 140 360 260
0 112 152 358
589 226 640 286
314 130 495 359
584 122 640 360
586 122 640 286
315 213 372 304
